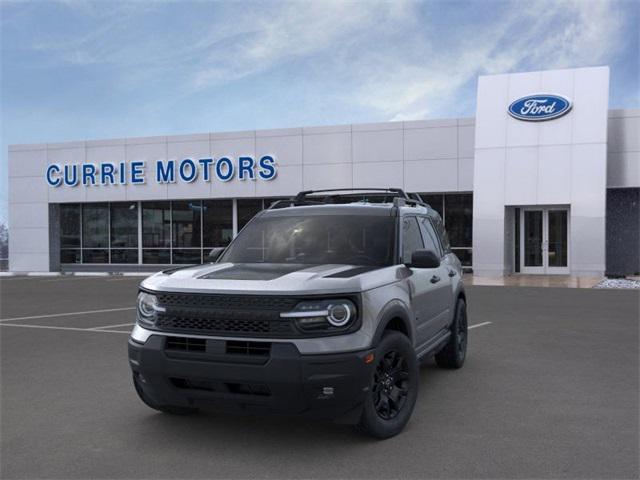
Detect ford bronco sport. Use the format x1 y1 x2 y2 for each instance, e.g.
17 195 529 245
128 188 468 438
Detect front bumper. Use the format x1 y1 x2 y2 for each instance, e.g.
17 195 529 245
128 334 374 423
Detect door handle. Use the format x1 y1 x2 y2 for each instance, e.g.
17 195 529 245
448 270 457 277
430 275 441 284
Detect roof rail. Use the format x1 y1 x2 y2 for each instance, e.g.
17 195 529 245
267 188 431 209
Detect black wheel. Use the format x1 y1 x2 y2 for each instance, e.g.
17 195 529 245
356 331 418 439
435 299 468 369
133 374 198 415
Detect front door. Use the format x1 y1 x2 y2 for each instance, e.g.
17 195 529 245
520 208 569 274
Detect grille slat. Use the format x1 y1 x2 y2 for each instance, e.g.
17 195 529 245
154 293 299 337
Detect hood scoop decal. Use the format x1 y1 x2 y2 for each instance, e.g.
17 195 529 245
198 263 310 281
323 266 381 278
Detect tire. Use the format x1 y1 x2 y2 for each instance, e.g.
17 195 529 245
356 331 419 439
435 299 468 369
133 374 198 415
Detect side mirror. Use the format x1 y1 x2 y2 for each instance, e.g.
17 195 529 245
407 249 440 269
207 247 225 262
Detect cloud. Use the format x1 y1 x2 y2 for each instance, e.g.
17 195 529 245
349 0 626 121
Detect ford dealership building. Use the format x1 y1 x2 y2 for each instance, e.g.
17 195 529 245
7 66 640 277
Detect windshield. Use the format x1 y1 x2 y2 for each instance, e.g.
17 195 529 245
219 214 396 266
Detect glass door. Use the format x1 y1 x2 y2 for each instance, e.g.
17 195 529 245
521 209 545 274
546 209 569 274
519 208 569 274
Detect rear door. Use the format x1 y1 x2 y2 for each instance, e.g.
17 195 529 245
418 216 454 332
401 216 446 347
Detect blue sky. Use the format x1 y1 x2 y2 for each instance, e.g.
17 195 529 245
1 0 638 225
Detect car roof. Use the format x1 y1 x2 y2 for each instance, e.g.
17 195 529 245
260 201 438 218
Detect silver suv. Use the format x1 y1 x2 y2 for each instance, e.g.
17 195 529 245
128 188 468 438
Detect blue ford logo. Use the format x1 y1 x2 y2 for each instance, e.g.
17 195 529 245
508 94 572 121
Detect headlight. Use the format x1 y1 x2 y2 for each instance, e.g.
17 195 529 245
280 299 357 333
137 291 164 327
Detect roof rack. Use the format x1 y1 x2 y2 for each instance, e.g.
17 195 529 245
268 188 430 209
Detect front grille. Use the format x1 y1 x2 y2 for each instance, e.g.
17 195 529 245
165 336 206 352
153 292 299 337
226 340 271 356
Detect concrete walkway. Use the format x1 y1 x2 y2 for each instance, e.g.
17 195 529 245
466 274 602 288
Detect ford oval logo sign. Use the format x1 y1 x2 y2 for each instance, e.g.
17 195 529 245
508 94 572 121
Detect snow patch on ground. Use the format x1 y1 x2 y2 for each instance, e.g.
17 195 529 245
593 278 640 289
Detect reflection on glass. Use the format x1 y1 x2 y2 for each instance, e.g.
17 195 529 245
524 210 543 267
111 203 138 248
60 204 81 248
82 204 109 248
548 210 568 267
60 249 81 263
237 199 263 231
111 249 138 264
142 202 171 248
203 200 233 247
444 194 473 248
82 249 109 263
143 249 170 264
452 248 472 267
172 249 202 264
418 193 444 218
172 201 202 248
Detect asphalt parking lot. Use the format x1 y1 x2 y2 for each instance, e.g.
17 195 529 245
0 276 638 479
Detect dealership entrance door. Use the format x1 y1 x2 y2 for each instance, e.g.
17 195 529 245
517 207 569 274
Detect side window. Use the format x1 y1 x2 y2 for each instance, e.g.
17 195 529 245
419 217 442 257
432 215 451 253
402 217 424 264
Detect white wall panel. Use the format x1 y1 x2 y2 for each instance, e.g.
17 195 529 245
504 147 538 205
538 145 572 204
352 129 403 163
303 163 351 190
607 152 640 188
404 126 457 160
353 161 403 188
303 132 351 165
8 147 48 178
256 135 302 166
404 159 457 192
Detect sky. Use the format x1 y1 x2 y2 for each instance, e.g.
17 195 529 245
1 0 638 225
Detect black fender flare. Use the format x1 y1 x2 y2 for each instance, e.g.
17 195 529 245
371 300 414 347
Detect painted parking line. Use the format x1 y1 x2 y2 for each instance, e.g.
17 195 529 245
468 321 492 329
89 322 136 330
0 307 135 323
0 323 131 334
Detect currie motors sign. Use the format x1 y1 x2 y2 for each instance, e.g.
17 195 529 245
508 94 572 121
46 155 277 187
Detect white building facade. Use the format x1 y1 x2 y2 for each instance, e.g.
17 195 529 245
8 66 640 276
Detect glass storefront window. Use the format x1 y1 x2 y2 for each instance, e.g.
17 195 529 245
172 249 202 264
60 249 81 264
82 204 109 248
203 200 233 247
142 249 170 264
237 199 264 231
82 249 109 263
452 248 472 267
60 204 81 248
444 194 472 248
142 202 171 248
111 249 138 264
172 201 202 249
111 203 138 248
419 193 444 218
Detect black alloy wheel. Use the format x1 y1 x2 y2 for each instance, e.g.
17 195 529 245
372 350 410 420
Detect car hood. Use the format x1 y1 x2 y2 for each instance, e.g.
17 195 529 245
140 262 402 295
